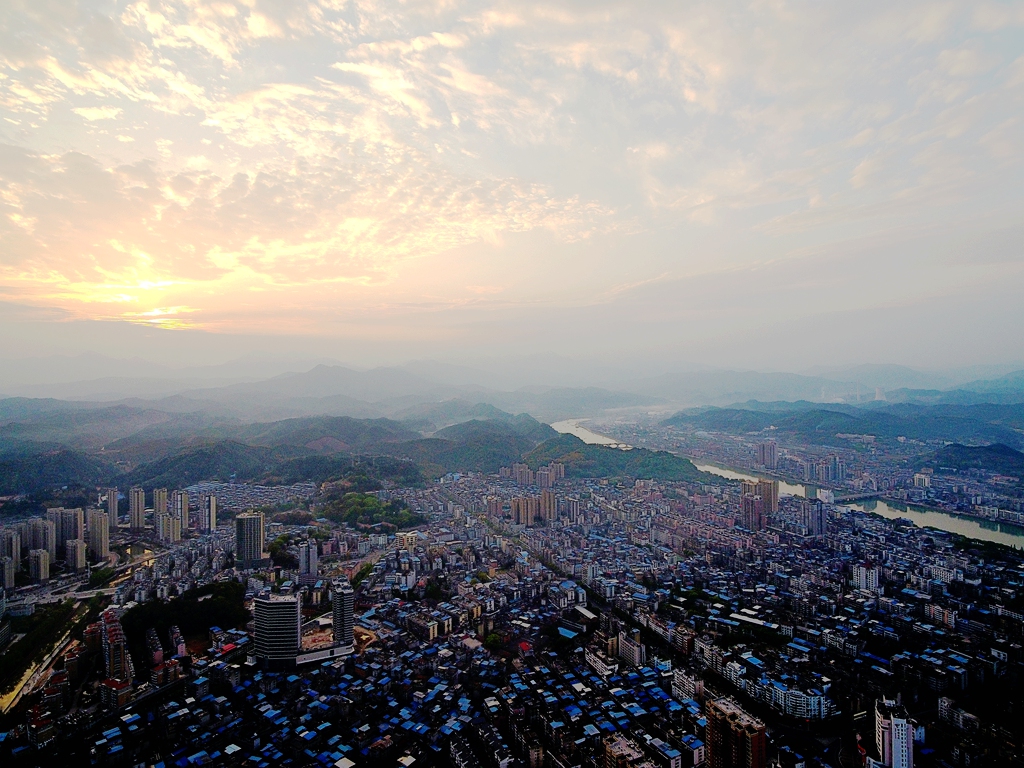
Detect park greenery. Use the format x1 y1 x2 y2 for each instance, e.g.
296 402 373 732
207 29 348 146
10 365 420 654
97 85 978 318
320 492 422 530
86 567 116 589
120 582 250 666
0 600 77 696
352 561 375 586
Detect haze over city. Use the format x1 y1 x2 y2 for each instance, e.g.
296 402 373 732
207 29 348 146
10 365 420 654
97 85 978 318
2 3 1024 768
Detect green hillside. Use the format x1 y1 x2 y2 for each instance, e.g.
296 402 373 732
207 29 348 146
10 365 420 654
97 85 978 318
393 416 557 475
523 433 711 482
918 443 1024 478
0 449 115 495
230 415 419 452
256 454 423 487
116 441 294 488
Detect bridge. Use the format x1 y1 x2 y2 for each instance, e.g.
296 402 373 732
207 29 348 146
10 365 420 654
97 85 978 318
834 491 883 504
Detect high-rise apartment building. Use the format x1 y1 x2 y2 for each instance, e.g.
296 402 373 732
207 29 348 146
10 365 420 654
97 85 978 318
153 488 168 517
512 463 535 486
332 577 355 649
298 539 318 576
106 487 119 530
617 629 647 668
129 487 146 530
156 514 181 544
756 479 778 515
875 699 914 768
540 489 558 520
46 508 63 551
64 507 85 545
47 507 85 557
854 564 880 593
0 557 15 590
706 698 767 768
29 518 56 560
254 593 301 666
101 608 133 682
740 480 777 519
235 512 265 569
87 510 110 562
29 549 50 582
172 490 189 530
0 529 21 566
200 494 217 531
756 440 777 470
511 496 539 526
740 494 765 531
798 499 827 537
65 539 87 572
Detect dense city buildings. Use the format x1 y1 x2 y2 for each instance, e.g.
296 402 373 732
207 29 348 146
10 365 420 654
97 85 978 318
1 436 1024 767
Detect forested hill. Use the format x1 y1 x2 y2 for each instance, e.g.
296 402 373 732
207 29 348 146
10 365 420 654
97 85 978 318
523 433 713 483
916 443 1024 479
0 403 719 501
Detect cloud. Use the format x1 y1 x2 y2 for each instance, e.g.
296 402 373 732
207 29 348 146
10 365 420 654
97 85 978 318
0 0 1021 364
73 105 122 120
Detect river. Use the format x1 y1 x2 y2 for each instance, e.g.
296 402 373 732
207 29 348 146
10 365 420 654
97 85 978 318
549 419 1024 548
694 462 1024 548
550 420 633 448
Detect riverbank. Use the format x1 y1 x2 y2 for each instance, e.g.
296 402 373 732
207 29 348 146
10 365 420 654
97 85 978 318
693 460 1024 549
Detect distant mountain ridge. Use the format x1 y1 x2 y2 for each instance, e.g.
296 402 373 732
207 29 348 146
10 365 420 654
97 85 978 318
662 402 1024 449
6 357 1024 416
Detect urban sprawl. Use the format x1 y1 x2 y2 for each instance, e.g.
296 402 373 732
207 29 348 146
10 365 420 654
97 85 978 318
0 432 1022 768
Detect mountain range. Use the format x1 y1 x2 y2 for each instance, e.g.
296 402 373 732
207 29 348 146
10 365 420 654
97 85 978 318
6 358 1024 417
662 401 1024 450
0 401 708 498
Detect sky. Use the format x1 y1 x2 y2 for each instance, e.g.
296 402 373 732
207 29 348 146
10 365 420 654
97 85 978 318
1 1 1023 372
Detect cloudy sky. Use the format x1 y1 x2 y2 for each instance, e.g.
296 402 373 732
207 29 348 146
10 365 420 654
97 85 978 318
1 1 1022 371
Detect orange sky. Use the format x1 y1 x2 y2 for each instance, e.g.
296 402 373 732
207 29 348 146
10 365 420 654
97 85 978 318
1 1 1023 365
